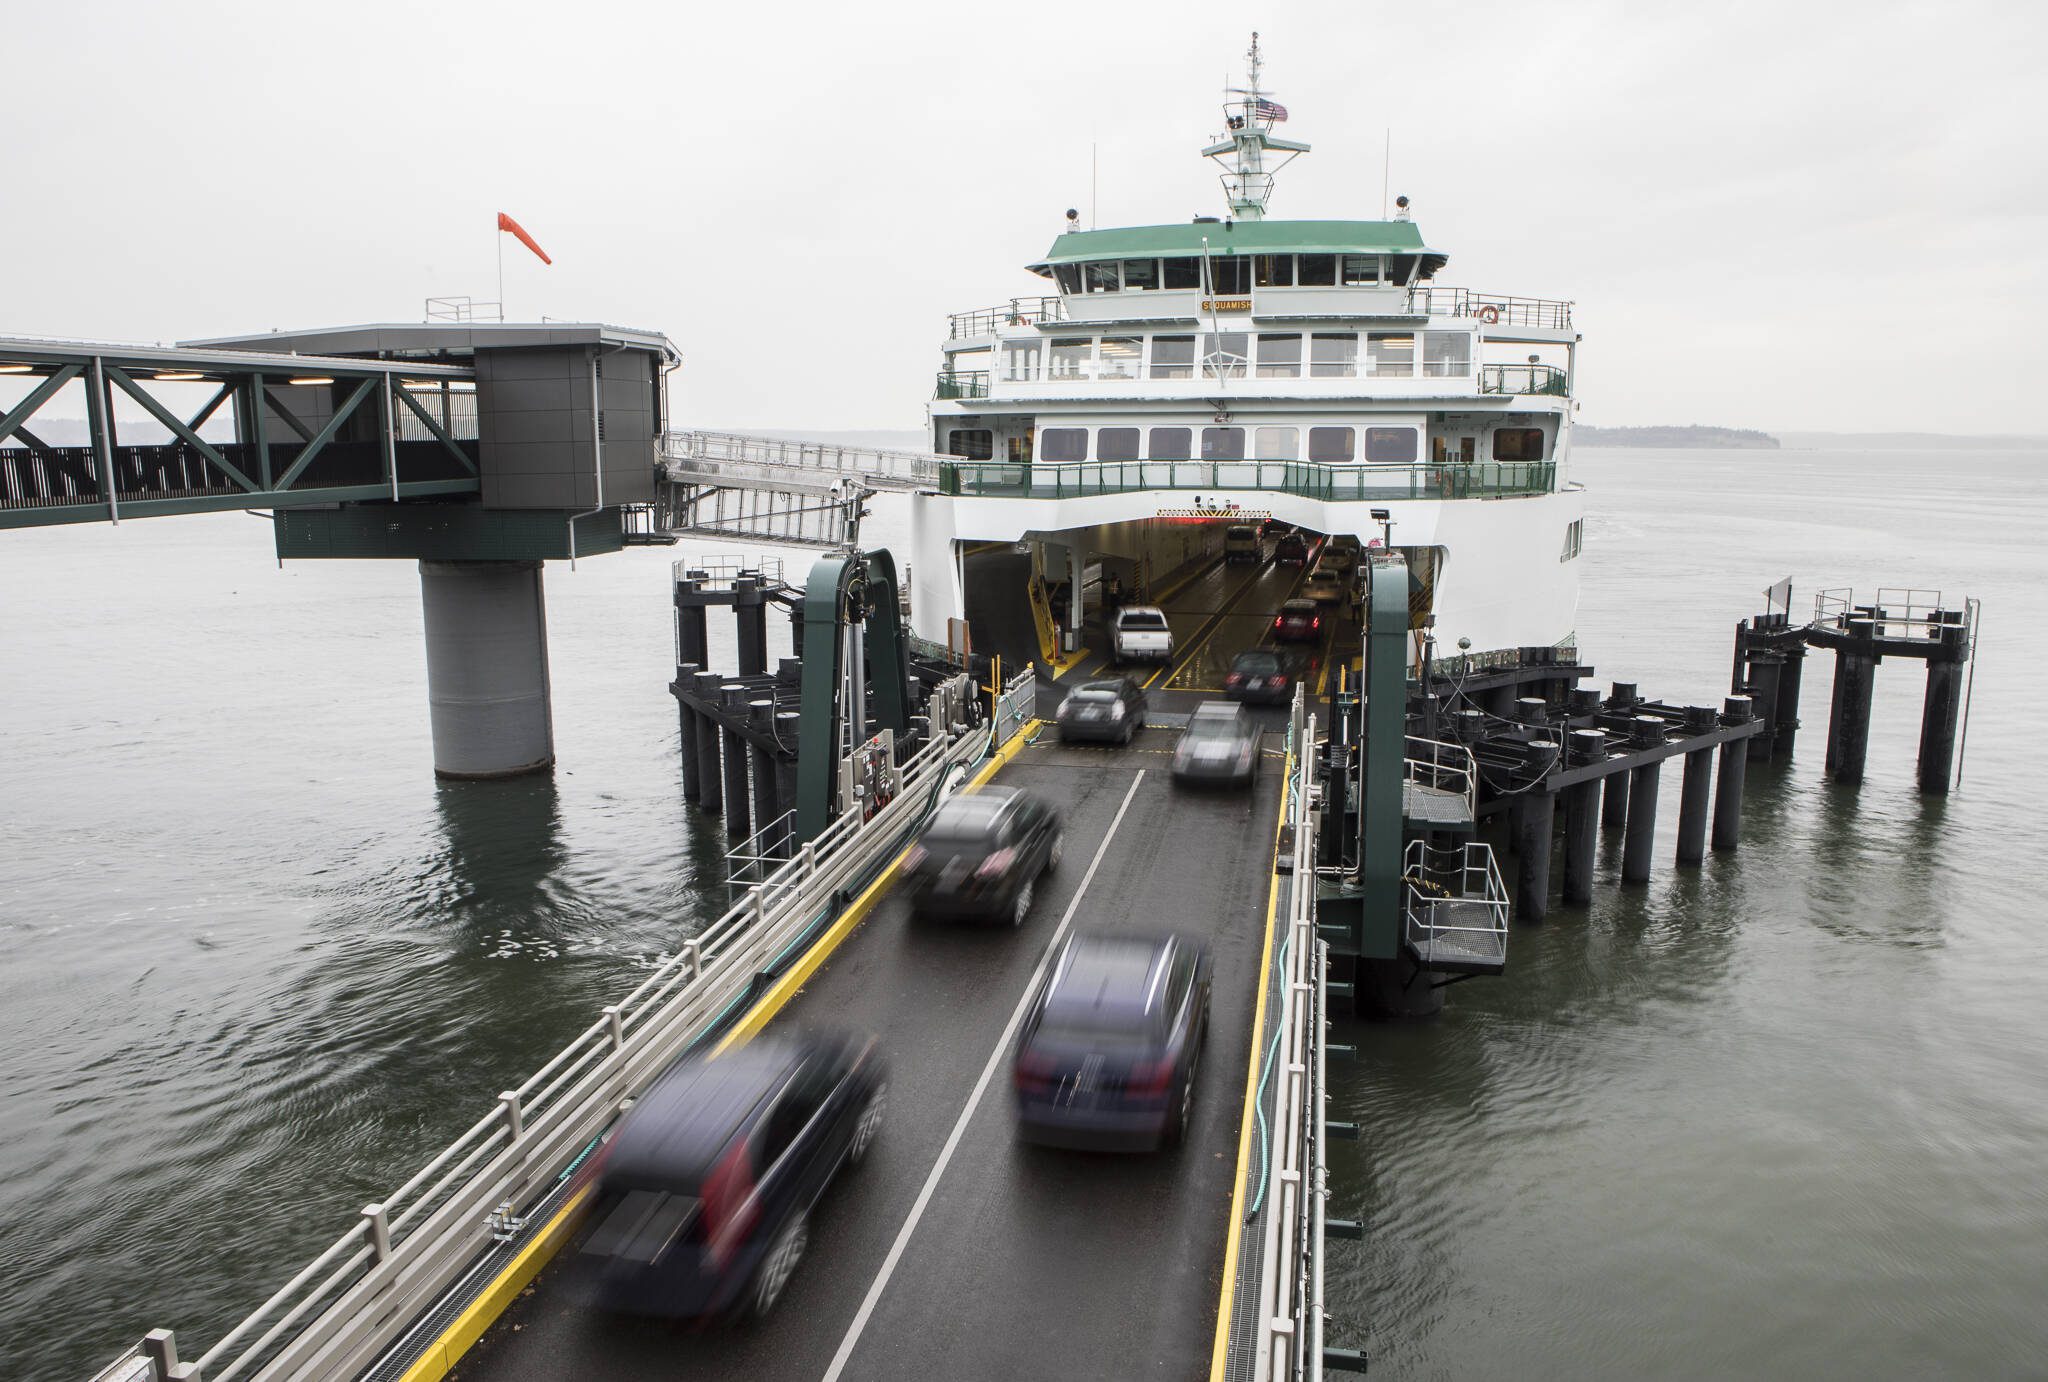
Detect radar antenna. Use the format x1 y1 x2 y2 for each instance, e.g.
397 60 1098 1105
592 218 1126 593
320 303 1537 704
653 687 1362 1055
1203 32 1311 221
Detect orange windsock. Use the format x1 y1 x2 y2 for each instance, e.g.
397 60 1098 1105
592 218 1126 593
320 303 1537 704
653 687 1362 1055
496 212 552 265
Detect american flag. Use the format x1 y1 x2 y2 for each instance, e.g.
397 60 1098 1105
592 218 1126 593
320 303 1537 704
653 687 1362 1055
1254 97 1288 122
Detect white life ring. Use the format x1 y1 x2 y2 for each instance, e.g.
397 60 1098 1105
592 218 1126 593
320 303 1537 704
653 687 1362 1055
1475 304 1501 325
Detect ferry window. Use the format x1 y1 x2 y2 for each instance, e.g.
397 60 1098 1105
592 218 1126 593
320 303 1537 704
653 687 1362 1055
1150 335 1195 379
1386 255 1418 286
1202 332 1249 380
1003 339 1042 382
1254 426 1299 460
1149 426 1192 460
1297 254 1337 286
1367 333 1414 377
1053 264 1081 295
1200 426 1246 461
1560 519 1583 562
1422 331 1472 377
1493 427 1546 462
1098 427 1141 461
947 429 993 460
1310 333 1358 378
1099 337 1141 380
1255 255 1293 288
1207 255 1250 295
1256 334 1302 378
1040 428 1088 462
1341 255 1381 286
1163 257 1202 290
1364 427 1419 464
1308 426 1355 462
1086 262 1121 293
1121 259 1158 291
1049 338 1093 379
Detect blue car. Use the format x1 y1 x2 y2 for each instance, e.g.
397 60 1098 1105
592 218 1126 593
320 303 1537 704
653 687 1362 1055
1012 932 1211 1152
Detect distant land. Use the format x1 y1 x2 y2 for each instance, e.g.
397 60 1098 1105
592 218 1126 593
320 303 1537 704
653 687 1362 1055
1576 425 1778 449
1773 431 2048 451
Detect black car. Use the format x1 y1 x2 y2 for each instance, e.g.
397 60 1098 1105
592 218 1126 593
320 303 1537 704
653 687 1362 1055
1013 931 1211 1152
1272 598 1321 643
1056 677 1147 744
580 1033 886 1320
1273 532 1309 565
903 786 1062 925
1171 701 1261 787
1224 648 1295 706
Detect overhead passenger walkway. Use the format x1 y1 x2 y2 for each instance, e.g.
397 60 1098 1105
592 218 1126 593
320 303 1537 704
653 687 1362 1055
456 726 1290 1381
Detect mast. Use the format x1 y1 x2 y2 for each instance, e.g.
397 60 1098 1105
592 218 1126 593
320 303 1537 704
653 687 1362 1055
1203 32 1311 221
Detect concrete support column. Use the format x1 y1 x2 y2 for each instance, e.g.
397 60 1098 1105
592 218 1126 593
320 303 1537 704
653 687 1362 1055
1918 645 1965 795
720 684 750 838
692 671 725 816
1515 789 1556 922
1622 760 1662 884
419 560 554 779
1824 647 1877 785
1713 695 1752 851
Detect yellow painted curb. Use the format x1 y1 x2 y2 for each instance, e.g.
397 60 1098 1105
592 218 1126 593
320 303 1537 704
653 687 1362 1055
1208 751 1294 1381
391 720 1043 1380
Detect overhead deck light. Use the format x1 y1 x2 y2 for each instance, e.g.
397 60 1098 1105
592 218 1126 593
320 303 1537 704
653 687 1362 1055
153 370 206 382
0 363 33 374
288 376 334 386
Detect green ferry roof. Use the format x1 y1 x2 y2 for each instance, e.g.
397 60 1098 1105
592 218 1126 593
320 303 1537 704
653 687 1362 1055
1028 219 1445 273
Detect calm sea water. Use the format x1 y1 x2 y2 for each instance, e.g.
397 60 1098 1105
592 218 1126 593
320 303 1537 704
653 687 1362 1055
1 449 2042 1380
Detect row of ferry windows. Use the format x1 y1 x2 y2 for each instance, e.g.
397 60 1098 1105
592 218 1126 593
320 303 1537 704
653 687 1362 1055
996 331 1472 382
1048 253 1417 295
945 426 1548 465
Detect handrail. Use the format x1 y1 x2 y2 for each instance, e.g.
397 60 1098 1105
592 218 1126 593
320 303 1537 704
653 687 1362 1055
946 295 1067 339
661 429 942 492
1404 735 1476 817
1249 688 1328 1382
122 720 1000 1382
1478 363 1569 396
1411 286 1574 331
1401 838 1509 968
934 369 990 400
938 457 1556 503
1812 587 1975 642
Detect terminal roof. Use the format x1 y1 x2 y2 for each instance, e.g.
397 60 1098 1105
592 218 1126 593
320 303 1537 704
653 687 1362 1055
181 321 680 365
1030 219 1445 273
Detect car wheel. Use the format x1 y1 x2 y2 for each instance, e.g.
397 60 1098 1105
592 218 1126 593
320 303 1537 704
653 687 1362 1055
752 1212 808 1318
1045 832 1063 873
1011 877 1035 928
1168 1054 1197 1149
1120 721 1135 746
849 1083 887 1165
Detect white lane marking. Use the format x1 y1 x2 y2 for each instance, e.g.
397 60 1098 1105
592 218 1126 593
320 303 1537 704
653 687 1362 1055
819 770 1149 1382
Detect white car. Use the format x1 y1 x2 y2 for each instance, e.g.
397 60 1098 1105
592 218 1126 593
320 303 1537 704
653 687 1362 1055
1109 606 1175 664
1303 570 1346 605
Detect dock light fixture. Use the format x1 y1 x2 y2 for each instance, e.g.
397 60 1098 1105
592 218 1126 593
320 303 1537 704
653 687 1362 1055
288 375 334 386
0 363 33 374
1370 506 1394 550
152 370 205 382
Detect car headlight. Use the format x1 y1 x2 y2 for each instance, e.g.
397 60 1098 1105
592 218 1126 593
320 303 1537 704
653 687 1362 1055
1108 702 1126 719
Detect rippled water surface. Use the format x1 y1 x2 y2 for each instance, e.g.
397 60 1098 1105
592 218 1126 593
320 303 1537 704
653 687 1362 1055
2 449 2044 1380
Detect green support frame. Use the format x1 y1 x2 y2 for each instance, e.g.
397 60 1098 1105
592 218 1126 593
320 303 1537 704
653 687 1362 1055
794 549 912 844
1357 554 1411 955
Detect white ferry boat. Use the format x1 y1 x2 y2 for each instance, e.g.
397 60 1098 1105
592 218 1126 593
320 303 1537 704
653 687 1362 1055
911 36 1582 670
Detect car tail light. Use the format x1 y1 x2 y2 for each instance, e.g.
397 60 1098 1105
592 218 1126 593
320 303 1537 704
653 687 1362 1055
902 844 928 875
1272 675 1290 690
1273 616 1284 630
975 848 1016 880
1128 1059 1174 1097
1312 617 1321 630
1225 673 1243 687
1014 1050 1057 1093
700 1137 758 1271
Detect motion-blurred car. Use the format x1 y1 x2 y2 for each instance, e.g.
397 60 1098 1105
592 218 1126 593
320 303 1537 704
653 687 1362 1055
1171 701 1260 788
1056 677 1147 745
1318 541 1356 574
580 1033 886 1320
1273 532 1310 565
1272 598 1321 643
1109 605 1175 664
1013 931 1211 1151
1304 568 1346 604
1223 649 1294 706
902 786 1062 926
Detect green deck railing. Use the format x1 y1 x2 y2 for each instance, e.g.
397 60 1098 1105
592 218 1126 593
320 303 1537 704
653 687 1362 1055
934 369 991 400
936 458 1556 502
1479 363 1570 396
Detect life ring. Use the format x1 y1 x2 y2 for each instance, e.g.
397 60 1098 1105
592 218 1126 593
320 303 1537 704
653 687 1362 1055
1475 304 1501 325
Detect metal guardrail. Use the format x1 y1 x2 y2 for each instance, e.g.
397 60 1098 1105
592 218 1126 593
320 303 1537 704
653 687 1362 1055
1812 587 1978 645
1479 363 1569 396
946 295 1067 339
1249 694 1329 1382
103 724 1000 1382
1404 735 1476 817
671 554 788 590
1401 838 1509 972
1412 287 1574 331
661 430 942 493
934 369 990 400
938 458 1556 503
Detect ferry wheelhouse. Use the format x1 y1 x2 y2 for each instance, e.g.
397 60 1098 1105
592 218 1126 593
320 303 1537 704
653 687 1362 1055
912 39 1582 669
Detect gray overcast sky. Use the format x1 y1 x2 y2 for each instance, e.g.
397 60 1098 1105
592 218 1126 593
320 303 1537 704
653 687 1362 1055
8 0 2043 434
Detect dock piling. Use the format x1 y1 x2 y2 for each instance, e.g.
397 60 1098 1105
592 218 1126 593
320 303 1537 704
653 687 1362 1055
1917 623 1966 793
1824 633 1877 785
1713 695 1751 850
720 684 751 837
1514 777 1556 921
1676 707 1716 866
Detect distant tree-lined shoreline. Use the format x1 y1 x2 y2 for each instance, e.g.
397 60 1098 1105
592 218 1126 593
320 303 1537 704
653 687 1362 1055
1576 425 1780 449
